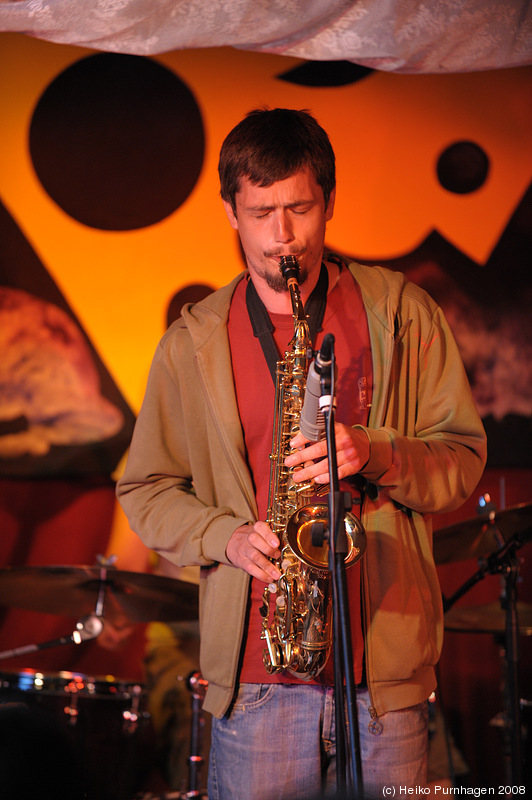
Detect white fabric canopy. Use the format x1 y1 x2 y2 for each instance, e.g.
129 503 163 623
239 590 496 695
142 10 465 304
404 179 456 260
0 0 531 73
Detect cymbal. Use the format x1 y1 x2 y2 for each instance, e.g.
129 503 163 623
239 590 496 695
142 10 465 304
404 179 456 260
444 602 532 636
0 565 198 624
434 502 532 565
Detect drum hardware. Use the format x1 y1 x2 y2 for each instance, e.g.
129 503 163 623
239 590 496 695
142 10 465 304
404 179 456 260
0 558 200 662
184 671 208 799
443 602 532 636
122 682 145 734
0 555 110 661
64 677 80 725
0 558 199 624
434 499 532 565
440 497 532 787
133 671 209 800
0 668 152 800
61 677 147 734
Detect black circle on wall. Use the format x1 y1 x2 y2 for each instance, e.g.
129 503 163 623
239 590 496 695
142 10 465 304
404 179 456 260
436 140 490 194
29 53 205 230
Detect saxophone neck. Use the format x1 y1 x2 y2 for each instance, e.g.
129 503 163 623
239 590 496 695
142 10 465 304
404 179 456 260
279 255 307 324
290 284 307 325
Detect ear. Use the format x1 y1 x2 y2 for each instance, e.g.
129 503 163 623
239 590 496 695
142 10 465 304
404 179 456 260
222 199 239 230
325 186 336 222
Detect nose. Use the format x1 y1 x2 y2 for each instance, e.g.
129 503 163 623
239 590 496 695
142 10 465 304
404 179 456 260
274 210 295 243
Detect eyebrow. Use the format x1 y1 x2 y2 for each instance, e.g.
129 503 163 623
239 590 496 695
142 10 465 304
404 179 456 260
244 199 314 212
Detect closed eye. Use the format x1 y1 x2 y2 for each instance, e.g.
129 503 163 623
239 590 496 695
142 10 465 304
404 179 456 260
249 202 313 218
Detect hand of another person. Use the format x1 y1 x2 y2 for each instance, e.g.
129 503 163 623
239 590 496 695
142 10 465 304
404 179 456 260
226 521 282 583
285 423 370 484
96 616 135 651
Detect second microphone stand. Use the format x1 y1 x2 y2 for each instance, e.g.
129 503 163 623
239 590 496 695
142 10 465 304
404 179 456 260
319 338 364 799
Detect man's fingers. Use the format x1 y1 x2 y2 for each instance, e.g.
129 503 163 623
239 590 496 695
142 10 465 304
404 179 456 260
226 523 281 582
286 423 369 482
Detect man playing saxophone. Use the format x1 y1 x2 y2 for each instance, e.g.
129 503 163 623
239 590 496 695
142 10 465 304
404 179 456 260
117 108 486 799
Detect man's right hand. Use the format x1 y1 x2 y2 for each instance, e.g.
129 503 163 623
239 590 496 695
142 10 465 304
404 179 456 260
226 521 282 583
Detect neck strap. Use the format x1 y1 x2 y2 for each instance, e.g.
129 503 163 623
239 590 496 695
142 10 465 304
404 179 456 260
245 263 329 384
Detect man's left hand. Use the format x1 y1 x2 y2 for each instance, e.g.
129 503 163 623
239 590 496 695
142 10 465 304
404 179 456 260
285 423 370 484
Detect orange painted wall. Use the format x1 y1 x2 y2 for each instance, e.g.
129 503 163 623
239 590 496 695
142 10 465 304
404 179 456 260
0 32 531 789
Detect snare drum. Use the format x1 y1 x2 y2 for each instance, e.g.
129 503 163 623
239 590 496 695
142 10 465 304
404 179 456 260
0 669 155 800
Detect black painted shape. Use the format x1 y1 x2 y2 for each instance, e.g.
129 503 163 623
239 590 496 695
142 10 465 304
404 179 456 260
29 53 205 230
278 60 373 87
437 140 490 194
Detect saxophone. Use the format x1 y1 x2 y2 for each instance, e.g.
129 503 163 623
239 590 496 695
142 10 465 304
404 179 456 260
260 255 366 680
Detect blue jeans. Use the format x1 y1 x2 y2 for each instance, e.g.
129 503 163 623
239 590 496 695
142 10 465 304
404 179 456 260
208 683 428 800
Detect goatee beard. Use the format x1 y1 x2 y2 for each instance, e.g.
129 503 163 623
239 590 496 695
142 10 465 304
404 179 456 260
264 266 309 293
256 251 309 293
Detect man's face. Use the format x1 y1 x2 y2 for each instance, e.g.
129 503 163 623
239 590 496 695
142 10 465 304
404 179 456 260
222 168 335 294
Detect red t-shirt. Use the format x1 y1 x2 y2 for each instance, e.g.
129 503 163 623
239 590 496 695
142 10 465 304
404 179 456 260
228 265 372 685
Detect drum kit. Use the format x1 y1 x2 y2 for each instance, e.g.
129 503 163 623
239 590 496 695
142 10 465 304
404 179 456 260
0 560 207 800
434 498 532 787
0 500 530 797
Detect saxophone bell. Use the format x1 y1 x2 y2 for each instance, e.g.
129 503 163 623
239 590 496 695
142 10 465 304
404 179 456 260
286 504 366 571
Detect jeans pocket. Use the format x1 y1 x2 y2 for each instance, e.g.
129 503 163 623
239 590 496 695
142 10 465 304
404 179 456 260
231 682 275 714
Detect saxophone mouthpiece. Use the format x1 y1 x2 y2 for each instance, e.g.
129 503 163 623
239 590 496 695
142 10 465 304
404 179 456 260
279 255 300 288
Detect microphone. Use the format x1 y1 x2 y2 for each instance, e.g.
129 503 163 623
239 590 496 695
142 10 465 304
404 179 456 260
299 333 336 441
74 614 104 643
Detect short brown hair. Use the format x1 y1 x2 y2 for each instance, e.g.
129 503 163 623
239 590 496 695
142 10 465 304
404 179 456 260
218 108 336 213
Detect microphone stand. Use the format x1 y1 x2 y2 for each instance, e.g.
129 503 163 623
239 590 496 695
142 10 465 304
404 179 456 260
0 614 103 661
320 337 364 799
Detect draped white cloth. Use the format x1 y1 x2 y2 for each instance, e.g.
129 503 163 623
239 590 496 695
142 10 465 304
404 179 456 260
0 0 531 73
